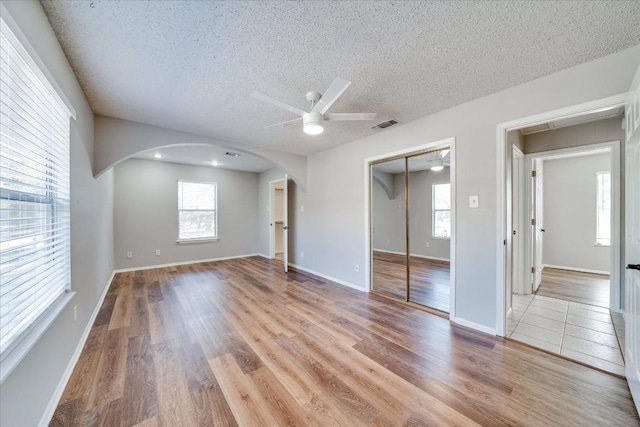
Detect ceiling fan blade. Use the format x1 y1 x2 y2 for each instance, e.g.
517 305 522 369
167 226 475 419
312 77 351 114
264 117 302 129
251 91 306 116
324 113 376 121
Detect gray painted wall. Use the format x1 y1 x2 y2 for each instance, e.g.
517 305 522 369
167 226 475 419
543 153 611 272
525 116 624 153
372 168 451 260
508 129 525 153
114 159 259 269
0 2 115 426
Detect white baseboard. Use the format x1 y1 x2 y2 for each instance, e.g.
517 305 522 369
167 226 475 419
257 253 270 259
288 263 365 292
543 264 609 276
372 248 450 262
39 270 116 427
114 253 260 273
410 253 450 262
450 316 496 336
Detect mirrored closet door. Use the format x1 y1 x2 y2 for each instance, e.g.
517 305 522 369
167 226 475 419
371 158 407 300
370 147 452 313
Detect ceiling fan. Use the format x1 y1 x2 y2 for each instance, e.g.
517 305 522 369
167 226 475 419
251 77 376 135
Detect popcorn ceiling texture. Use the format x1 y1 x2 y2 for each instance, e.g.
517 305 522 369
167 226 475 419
41 0 640 156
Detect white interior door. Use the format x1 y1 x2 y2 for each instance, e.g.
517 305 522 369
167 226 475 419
531 159 544 291
282 175 289 273
625 80 640 413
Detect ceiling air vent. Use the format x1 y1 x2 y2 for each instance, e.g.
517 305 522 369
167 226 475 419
372 119 399 130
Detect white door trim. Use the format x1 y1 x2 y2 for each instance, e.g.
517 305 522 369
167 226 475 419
268 178 285 260
511 146 525 297
496 92 628 336
364 137 457 317
521 142 620 306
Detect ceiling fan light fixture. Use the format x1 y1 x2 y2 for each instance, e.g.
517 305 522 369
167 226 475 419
303 112 324 135
430 158 444 171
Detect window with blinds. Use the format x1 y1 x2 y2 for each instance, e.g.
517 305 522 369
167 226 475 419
0 17 72 360
178 180 217 241
596 171 611 246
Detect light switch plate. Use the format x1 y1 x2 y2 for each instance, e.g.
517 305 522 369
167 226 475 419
469 195 479 208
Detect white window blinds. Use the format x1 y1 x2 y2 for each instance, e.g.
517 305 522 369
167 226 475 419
178 180 217 240
0 18 72 359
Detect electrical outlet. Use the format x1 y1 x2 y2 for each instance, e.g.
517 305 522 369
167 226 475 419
426 242 430 248
387 239 390 245
300 205 304 212
155 249 160 256
300 250 304 258
355 264 360 272
127 251 132 259
73 305 78 322
469 195 479 208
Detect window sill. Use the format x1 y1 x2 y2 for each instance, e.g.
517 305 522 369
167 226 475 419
0 290 75 384
176 237 219 245
594 243 610 247
431 236 451 240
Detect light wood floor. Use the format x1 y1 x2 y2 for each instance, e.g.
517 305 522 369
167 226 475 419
372 251 450 312
536 267 610 308
51 257 639 426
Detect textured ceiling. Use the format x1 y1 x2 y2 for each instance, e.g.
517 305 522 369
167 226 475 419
41 1 640 156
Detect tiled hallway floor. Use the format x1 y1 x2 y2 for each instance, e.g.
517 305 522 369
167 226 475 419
507 294 625 376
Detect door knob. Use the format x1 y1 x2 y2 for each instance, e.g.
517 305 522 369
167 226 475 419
541 229 545 232
283 226 289 230
627 264 640 271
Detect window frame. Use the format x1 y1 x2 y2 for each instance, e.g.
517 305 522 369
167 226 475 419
595 170 611 247
431 182 451 239
0 11 75 383
176 179 219 244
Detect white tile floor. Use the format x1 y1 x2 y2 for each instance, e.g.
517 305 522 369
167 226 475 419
507 294 625 376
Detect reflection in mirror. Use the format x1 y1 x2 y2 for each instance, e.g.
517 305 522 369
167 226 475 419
371 158 407 300
408 149 451 312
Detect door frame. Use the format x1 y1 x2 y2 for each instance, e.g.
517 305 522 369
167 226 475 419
522 143 620 294
364 137 457 318
497 92 628 336
510 146 525 300
268 178 285 260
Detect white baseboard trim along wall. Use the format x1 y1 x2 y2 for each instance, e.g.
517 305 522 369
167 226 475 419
543 264 609 276
372 248 450 262
287 263 364 292
39 270 116 427
450 317 497 336
114 253 261 273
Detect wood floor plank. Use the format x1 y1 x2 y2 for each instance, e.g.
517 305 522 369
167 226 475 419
536 267 610 307
52 256 639 426
122 334 158 426
209 353 281 426
86 327 129 409
152 342 199 426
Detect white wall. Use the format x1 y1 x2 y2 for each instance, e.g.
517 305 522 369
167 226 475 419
372 168 451 260
114 159 259 269
0 2 114 426
287 45 640 330
543 153 611 273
